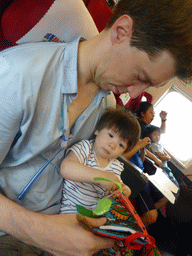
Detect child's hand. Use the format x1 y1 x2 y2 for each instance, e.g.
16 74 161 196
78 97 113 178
96 172 121 192
113 183 131 198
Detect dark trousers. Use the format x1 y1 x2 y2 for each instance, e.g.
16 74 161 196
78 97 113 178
0 235 53 256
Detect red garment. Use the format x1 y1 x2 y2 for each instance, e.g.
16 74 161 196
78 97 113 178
114 92 153 113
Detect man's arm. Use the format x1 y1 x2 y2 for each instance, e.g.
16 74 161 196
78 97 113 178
0 194 114 255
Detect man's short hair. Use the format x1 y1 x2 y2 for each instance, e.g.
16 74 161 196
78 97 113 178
106 0 192 81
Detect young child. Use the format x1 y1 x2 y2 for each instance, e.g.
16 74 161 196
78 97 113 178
149 125 180 189
59 108 141 215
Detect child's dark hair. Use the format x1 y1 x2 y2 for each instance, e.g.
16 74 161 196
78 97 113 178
137 101 153 119
95 107 141 152
149 125 161 141
106 0 192 82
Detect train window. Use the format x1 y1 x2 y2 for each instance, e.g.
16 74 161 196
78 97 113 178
151 87 192 168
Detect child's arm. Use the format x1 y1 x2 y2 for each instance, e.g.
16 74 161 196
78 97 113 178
61 151 123 192
155 151 171 162
116 183 131 198
146 149 163 167
123 137 151 159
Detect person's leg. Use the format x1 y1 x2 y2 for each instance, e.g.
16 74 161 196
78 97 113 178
141 209 158 227
134 184 158 227
0 234 20 256
0 234 53 256
20 241 53 255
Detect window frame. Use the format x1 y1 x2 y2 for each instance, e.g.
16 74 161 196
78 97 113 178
153 85 192 170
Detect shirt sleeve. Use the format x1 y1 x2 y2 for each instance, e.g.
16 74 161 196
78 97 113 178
0 54 22 164
108 159 124 177
67 140 90 164
150 143 161 154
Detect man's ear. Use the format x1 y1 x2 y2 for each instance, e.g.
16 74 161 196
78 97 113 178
110 15 133 44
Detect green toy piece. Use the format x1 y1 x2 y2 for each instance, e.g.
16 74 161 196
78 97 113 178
76 177 123 217
92 197 112 216
93 177 123 193
76 205 94 217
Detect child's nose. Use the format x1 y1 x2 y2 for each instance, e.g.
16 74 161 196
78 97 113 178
109 141 117 150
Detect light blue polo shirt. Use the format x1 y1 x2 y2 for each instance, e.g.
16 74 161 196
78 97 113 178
0 38 108 218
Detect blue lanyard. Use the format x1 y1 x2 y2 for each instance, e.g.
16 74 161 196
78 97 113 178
18 135 67 200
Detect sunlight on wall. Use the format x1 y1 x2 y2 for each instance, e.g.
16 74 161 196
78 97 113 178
151 91 192 164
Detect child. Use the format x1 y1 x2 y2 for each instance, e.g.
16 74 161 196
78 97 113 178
149 125 180 189
60 108 141 215
123 137 168 227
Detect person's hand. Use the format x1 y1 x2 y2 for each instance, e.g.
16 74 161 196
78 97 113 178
159 111 167 121
138 137 151 149
0 195 115 256
42 214 115 256
96 172 121 192
113 183 131 198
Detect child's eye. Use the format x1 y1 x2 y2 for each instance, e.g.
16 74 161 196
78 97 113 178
119 143 124 148
108 133 113 138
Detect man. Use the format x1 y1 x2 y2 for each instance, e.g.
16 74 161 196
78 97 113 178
0 0 191 255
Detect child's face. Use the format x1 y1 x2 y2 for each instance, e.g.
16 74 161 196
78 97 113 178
151 130 161 143
94 128 128 160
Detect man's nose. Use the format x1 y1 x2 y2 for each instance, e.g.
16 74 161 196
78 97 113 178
127 84 149 99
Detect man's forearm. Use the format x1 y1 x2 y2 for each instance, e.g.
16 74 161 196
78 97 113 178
0 194 114 255
0 194 46 248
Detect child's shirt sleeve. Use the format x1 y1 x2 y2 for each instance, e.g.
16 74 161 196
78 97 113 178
66 139 91 164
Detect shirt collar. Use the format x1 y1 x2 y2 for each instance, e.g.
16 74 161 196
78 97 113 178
61 37 83 94
61 37 109 100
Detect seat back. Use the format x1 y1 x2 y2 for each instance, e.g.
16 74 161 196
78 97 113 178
119 156 147 200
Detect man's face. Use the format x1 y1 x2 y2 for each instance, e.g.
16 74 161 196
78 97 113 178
95 39 176 99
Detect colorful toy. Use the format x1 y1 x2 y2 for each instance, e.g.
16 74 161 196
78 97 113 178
77 177 161 256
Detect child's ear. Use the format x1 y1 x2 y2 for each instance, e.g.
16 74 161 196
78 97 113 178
94 130 99 136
